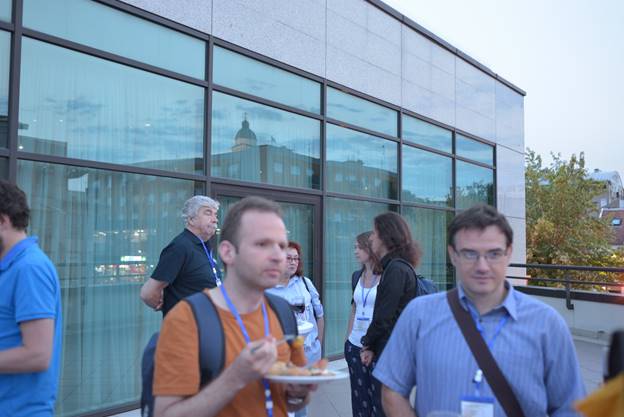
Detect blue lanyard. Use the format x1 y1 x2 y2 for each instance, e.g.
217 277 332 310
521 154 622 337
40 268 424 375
219 285 273 417
197 237 222 286
359 274 378 310
469 310 509 396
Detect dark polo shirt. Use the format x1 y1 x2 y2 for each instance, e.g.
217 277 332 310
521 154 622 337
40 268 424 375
151 228 218 316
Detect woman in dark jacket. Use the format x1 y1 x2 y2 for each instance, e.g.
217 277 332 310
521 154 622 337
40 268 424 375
360 212 421 417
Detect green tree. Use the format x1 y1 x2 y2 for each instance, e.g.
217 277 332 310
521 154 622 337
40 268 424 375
525 149 622 288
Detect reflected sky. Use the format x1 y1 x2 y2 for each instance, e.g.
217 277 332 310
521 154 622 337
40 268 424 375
18 38 203 173
327 87 397 137
0 0 9 22
402 114 451 152
0 30 9 116
214 46 320 114
23 0 205 78
456 160 494 208
402 145 452 206
456 134 493 165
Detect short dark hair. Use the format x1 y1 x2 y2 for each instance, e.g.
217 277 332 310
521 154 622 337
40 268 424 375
287 241 304 277
448 204 513 249
220 196 282 248
356 231 383 274
373 212 421 268
0 180 30 230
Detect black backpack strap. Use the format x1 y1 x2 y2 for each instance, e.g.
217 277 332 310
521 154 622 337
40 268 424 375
186 292 224 386
352 268 363 293
299 277 319 320
265 292 298 338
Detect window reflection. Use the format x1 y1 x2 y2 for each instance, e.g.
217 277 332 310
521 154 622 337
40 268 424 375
456 134 493 165
211 92 321 189
323 197 392 356
326 124 398 199
0 0 10 22
23 0 205 78
456 160 494 208
213 46 320 114
0 30 9 147
402 114 451 153
18 38 204 174
17 159 202 416
402 145 452 207
403 206 453 289
0 158 6 178
327 87 397 137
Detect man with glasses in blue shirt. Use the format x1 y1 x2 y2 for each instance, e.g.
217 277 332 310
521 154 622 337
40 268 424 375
374 204 586 417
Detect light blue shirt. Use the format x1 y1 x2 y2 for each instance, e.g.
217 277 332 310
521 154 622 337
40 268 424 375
267 275 324 363
0 237 62 417
373 282 586 417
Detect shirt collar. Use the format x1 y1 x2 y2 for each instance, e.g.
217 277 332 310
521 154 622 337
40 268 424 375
183 228 210 246
0 236 39 272
457 280 518 321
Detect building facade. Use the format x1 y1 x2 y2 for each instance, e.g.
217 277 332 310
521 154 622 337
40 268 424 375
0 0 526 415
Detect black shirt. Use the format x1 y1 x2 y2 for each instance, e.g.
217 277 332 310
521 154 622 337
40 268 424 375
360 253 417 356
151 229 218 316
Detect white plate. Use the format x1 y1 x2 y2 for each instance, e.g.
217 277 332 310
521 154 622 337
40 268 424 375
297 321 314 335
266 370 349 384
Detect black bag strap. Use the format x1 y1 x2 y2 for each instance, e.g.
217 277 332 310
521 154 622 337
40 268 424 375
265 292 299 337
352 268 364 293
446 289 525 417
298 277 319 320
186 292 224 386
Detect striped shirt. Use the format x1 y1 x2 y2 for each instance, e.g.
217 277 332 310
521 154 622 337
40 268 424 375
373 282 586 417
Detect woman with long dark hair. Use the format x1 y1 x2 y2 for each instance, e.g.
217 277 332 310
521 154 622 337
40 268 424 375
360 212 421 417
345 231 383 417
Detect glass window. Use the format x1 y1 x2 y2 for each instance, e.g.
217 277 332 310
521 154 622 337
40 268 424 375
0 30 9 148
326 124 398 199
217 196 315 282
17 159 202 416
613 218 622 226
402 145 452 207
0 0 10 22
211 92 321 189
0 157 7 178
403 206 453 289
456 160 494 209
327 87 397 137
402 115 451 153
323 197 393 356
213 46 321 114
456 134 494 165
18 38 204 174
23 0 205 78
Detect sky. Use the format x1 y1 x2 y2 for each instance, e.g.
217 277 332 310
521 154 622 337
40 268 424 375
385 0 624 174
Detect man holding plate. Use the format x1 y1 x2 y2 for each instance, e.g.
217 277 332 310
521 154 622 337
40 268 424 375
152 196 316 417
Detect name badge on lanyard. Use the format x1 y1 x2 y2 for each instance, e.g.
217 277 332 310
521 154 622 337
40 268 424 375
198 237 222 286
459 312 508 417
460 396 494 417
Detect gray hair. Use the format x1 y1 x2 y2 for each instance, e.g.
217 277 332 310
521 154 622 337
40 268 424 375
182 195 219 223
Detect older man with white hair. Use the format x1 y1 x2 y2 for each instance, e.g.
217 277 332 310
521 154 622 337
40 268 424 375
141 195 220 316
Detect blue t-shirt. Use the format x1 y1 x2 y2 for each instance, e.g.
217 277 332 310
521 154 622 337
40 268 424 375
0 237 62 417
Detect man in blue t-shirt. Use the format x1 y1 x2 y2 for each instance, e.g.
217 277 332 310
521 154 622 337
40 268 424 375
0 180 62 417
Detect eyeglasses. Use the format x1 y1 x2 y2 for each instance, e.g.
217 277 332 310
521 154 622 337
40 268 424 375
455 249 507 264
286 256 300 263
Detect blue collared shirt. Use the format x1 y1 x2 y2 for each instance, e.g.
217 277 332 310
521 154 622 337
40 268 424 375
0 237 62 417
373 282 586 417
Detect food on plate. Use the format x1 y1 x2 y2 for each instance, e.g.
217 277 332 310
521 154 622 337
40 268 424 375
268 358 334 377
